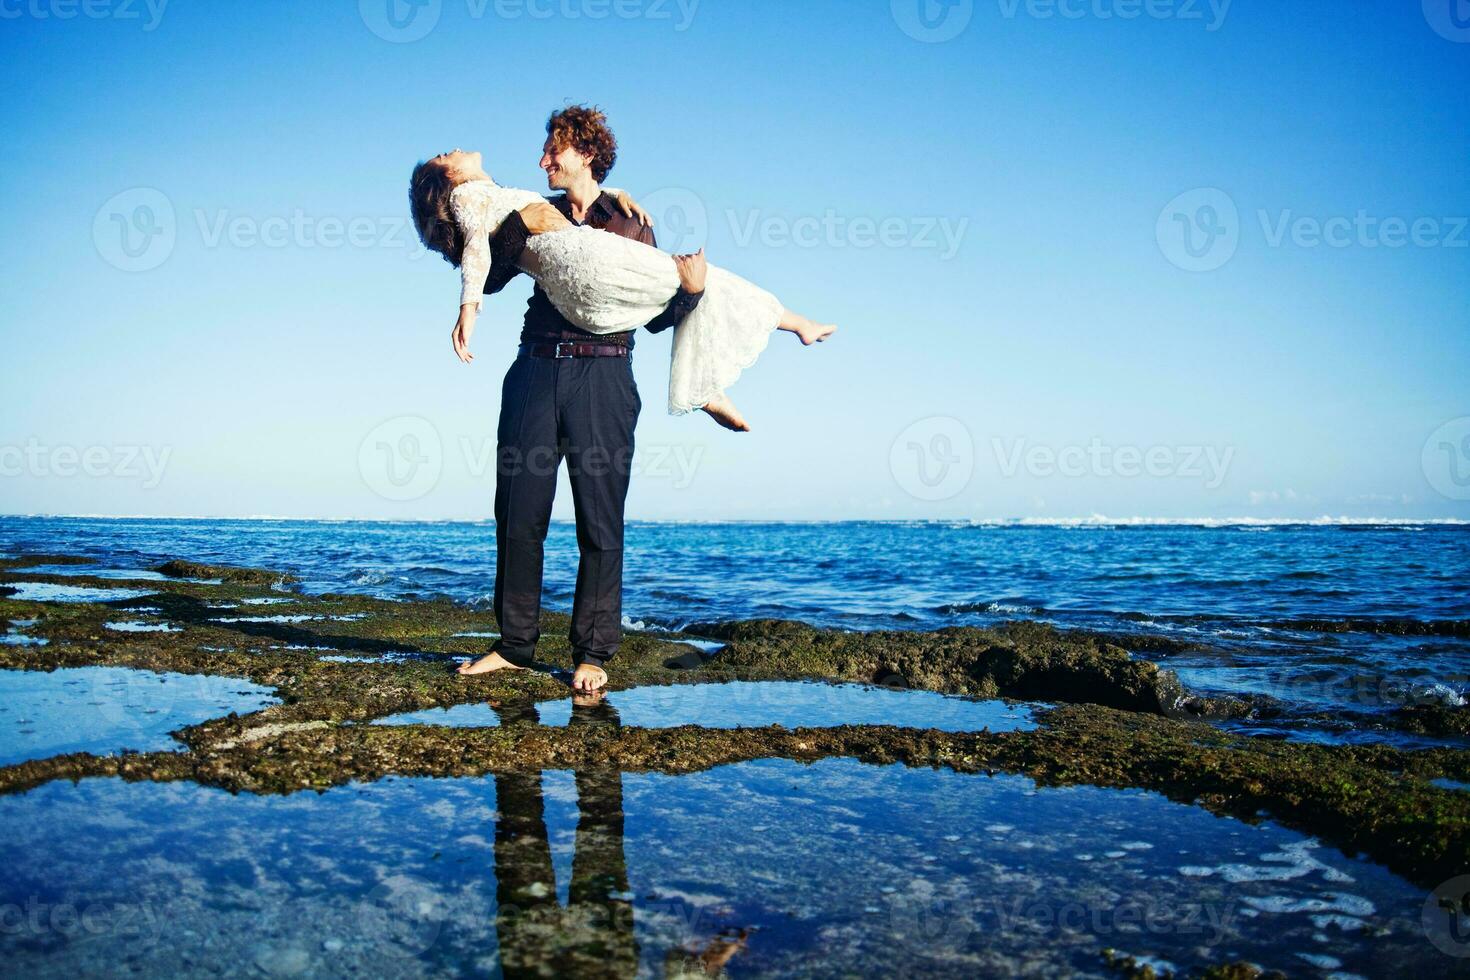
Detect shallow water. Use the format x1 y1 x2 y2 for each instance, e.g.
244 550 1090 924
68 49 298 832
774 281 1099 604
371 680 1038 733
0 667 279 766
16 565 169 582
2 516 1466 746
0 758 1450 977
105 621 183 633
1 581 156 603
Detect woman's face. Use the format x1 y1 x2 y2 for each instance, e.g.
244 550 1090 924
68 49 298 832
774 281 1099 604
433 149 484 183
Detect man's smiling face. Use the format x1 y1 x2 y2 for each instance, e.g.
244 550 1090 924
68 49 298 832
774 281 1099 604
540 137 593 190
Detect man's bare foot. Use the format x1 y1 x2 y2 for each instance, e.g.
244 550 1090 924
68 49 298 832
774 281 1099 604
702 393 750 432
571 663 608 692
456 651 527 676
795 322 837 346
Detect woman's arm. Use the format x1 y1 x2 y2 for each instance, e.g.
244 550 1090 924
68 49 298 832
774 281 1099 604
448 186 492 363
452 189 493 314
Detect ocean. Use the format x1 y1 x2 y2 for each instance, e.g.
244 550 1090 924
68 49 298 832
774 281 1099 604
2 515 1465 747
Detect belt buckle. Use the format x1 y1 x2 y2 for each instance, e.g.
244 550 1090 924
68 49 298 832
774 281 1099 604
554 342 576 359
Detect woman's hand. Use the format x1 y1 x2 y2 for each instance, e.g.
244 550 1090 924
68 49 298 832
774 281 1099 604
612 189 653 227
673 248 707 294
518 201 572 235
452 305 477 364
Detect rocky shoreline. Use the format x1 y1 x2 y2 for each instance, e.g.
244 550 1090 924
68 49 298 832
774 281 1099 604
1 551 1466 902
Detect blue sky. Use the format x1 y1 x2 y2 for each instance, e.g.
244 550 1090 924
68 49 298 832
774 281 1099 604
1 0 1467 521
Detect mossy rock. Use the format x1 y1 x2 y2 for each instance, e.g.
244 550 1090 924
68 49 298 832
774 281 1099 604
155 559 299 587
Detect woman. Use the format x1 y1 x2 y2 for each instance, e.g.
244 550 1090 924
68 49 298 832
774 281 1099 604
410 150 836 431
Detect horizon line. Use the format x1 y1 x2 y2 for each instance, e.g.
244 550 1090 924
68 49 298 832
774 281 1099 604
1 513 1467 527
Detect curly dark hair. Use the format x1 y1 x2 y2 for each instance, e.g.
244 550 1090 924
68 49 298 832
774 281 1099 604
409 159 465 267
547 105 617 183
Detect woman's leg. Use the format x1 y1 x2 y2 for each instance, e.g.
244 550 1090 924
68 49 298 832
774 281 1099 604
777 308 837 346
699 308 835 431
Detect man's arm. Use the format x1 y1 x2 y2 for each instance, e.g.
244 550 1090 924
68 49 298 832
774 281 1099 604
482 209 531 297
635 222 704 334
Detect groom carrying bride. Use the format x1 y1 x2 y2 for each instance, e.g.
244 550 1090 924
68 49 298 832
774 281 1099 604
453 105 708 693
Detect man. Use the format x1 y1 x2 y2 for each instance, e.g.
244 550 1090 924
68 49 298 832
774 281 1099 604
456 105 706 693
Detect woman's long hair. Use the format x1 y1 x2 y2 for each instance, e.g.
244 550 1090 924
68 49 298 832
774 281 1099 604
409 161 465 267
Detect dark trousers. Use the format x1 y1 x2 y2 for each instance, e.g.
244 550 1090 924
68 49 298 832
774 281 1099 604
492 353 640 669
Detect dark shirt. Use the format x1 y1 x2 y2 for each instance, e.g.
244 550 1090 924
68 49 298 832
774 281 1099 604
483 190 704 350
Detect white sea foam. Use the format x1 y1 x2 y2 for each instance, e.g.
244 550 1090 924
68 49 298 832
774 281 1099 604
1241 893 1375 917
1177 840 1357 885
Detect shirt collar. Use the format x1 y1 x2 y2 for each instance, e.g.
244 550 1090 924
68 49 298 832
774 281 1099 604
553 191 618 225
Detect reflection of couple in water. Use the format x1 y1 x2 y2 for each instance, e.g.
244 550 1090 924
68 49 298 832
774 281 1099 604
489 696 748 977
410 105 833 697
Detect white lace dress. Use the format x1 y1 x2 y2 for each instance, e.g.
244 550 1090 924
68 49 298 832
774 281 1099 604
451 179 783 414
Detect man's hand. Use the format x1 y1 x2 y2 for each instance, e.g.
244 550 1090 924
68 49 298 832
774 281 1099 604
612 189 653 228
452 306 477 364
518 201 572 235
673 248 707 294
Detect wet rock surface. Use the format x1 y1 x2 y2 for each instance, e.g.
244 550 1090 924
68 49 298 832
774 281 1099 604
1 552 1467 975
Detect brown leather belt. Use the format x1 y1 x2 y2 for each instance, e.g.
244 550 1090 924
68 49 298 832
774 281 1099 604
519 341 629 359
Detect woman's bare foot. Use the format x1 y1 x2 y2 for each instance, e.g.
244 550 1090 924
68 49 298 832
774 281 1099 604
456 651 526 676
702 393 750 432
794 321 837 346
777 308 837 347
571 663 608 692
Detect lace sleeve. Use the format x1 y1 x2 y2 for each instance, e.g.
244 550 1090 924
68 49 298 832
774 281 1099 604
451 181 547 311
451 184 493 312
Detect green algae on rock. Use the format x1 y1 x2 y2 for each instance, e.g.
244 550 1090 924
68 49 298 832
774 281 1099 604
155 558 299 587
693 617 1190 714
